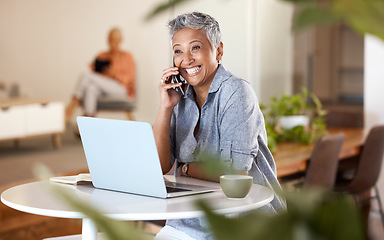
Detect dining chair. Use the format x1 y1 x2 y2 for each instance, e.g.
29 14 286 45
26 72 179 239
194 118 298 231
303 133 345 189
280 133 344 190
334 125 384 229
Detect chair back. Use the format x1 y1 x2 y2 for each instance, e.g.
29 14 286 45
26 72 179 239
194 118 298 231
349 125 384 194
304 133 345 189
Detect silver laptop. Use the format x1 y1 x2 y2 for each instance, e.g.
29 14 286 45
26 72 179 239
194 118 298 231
77 116 218 198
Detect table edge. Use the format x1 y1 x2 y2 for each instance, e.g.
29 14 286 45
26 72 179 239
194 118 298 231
1 181 274 221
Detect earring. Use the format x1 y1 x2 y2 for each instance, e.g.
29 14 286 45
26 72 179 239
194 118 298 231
218 59 222 65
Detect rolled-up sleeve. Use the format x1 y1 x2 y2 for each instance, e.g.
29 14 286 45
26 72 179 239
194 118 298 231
219 80 264 171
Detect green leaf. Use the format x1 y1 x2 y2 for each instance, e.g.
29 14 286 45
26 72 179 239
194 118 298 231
195 153 233 175
293 6 341 31
34 165 150 240
288 0 384 40
50 185 152 240
144 0 384 41
198 189 364 240
281 0 317 3
144 0 190 21
333 0 384 40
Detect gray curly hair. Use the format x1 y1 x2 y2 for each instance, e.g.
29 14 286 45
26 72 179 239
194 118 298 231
168 12 221 48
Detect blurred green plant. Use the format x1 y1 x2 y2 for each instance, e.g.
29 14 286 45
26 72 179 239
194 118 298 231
52 187 154 240
260 87 327 152
195 152 233 176
199 189 365 240
285 0 384 40
49 183 366 240
145 0 384 41
145 0 189 20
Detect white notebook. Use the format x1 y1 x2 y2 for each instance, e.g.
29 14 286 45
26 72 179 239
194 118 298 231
50 173 92 185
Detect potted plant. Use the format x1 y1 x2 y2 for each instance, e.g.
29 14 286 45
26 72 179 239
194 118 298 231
260 87 327 152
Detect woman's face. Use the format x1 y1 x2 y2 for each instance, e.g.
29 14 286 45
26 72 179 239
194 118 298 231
172 28 223 89
108 31 122 52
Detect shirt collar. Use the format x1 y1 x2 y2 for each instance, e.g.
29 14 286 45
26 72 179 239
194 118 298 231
183 64 231 99
208 64 232 93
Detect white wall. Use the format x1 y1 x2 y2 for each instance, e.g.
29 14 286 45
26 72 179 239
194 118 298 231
0 0 170 123
256 0 294 102
364 35 384 206
176 0 294 103
175 0 252 86
0 0 293 123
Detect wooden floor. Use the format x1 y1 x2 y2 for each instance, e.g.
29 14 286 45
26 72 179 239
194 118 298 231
0 127 88 186
0 126 86 239
0 125 164 240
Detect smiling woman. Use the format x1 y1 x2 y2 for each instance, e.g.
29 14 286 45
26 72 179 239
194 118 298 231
171 28 223 107
152 12 286 240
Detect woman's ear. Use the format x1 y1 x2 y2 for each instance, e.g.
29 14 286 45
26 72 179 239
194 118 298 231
216 42 224 61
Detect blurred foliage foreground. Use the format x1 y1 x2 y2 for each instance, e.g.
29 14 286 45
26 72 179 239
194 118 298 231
200 190 365 240
146 0 384 42
285 0 384 40
41 162 364 240
51 183 364 240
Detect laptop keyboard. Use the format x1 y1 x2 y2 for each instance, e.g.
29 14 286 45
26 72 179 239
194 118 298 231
166 186 192 193
164 178 216 194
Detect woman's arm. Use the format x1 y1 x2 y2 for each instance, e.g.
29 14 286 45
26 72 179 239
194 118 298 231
153 106 174 174
153 66 182 174
179 162 247 182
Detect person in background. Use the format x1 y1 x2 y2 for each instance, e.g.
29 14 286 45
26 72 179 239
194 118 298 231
153 12 286 240
65 27 135 124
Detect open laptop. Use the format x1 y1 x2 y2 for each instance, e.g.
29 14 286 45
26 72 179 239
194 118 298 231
77 116 219 198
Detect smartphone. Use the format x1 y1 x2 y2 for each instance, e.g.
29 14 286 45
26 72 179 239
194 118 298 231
172 59 185 95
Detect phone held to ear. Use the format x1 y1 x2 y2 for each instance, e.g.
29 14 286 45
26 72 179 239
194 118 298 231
172 60 185 96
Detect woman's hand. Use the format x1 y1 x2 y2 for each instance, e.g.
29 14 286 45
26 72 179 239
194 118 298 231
159 66 183 110
153 66 182 174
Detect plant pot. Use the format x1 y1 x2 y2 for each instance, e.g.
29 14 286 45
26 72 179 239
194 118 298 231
278 115 310 130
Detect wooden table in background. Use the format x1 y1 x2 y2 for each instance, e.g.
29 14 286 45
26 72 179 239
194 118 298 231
273 128 366 178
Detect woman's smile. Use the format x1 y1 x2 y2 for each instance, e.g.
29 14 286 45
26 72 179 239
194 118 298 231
184 66 202 76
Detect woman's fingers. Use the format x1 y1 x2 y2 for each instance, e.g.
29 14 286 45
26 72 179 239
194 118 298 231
164 82 182 88
161 67 179 83
159 81 182 91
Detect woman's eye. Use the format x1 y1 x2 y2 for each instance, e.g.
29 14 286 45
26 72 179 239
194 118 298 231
192 46 200 51
174 50 182 54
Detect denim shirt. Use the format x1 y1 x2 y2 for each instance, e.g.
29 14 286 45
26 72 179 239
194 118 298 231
167 65 286 240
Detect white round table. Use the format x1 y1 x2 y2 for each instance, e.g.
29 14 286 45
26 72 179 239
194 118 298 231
1 176 274 240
